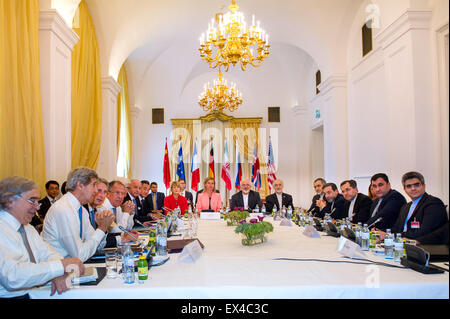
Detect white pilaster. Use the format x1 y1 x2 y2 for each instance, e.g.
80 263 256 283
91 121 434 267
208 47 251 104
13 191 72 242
317 75 349 184
97 76 121 181
39 9 79 183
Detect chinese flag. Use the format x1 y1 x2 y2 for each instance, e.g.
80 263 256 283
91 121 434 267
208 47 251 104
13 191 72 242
163 139 171 189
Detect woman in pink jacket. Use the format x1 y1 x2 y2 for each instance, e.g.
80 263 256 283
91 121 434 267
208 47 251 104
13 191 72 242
196 177 222 213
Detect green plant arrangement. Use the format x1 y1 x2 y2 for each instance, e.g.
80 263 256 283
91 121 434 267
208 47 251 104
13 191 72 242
234 218 274 246
223 209 249 226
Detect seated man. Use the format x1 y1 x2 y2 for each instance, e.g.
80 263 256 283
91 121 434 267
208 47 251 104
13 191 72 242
265 179 293 213
366 173 406 231
315 183 346 219
42 167 115 262
387 172 448 244
230 179 262 212
307 178 326 215
142 182 165 219
30 180 60 229
178 179 193 204
124 179 147 223
0 176 85 299
98 180 136 232
84 178 138 248
139 180 150 206
340 179 372 224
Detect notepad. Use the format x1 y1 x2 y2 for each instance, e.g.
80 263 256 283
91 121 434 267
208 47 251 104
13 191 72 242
71 267 98 284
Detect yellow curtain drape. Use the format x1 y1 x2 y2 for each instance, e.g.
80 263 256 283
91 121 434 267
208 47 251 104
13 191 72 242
116 64 132 178
0 0 47 194
71 0 102 169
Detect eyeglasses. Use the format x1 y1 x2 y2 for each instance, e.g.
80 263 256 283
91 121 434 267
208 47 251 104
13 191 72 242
19 195 42 208
405 182 422 189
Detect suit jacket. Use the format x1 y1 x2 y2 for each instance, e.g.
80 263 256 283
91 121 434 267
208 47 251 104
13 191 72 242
195 189 220 204
315 193 346 219
265 193 293 213
83 204 119 248
182 191 193 204
37 197 53 220
230 190 262 212
415 222 449 245
142 192 165 214
391 193 448 243
196 192 222 212
123 193 149 223
366 189 406 231
342 193 372 224
308 193 324 215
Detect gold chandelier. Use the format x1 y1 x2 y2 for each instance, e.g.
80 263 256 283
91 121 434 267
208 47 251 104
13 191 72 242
198 72 242 113
199 0 270 72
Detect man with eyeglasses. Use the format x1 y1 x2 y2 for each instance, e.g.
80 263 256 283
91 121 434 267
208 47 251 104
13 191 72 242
0 176 85 298
42 167 115 263
385 172 448 244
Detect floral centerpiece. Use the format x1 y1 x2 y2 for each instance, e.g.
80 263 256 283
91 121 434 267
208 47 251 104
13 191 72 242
223 208 249 226
234 216 274 246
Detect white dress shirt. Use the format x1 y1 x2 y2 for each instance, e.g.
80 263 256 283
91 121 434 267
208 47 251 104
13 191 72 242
0 210 64 298
276 193 283 209
348 195 358 220
98 198 134 232
243 193 249 210
41 192 107 263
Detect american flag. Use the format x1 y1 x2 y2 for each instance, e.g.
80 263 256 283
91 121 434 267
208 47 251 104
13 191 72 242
267 137 277 190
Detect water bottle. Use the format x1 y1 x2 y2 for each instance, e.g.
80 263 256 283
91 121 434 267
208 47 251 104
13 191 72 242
300 213 305 227
261 204 266 215
272 206 277 217
394 233 403 262
287 205 293 220
384 229 394 259
354 224 362 246
156 220 168 256
122 243 135 284
369 230 377 249
361 224 370 251
188 204 193 216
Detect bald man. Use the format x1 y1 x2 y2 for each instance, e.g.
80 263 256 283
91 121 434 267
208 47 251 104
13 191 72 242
230 179 262 212
123 179 143 223
265 180 293 213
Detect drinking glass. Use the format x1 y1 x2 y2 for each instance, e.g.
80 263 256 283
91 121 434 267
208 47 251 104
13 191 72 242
105 251 118 279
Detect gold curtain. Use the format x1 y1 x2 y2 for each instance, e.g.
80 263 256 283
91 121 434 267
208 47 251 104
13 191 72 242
116 64 132 178
0 0 47 194
71 0 102 169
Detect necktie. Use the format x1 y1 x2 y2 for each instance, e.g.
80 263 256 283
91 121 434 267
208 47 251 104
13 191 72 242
18 226 36 263
153 193 157 210
371 198 382 217
78 206 83 239
90 208 97 229
112 207 117 217
132 198 137 214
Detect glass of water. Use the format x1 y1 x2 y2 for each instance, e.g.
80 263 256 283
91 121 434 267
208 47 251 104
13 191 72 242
105 251 118 279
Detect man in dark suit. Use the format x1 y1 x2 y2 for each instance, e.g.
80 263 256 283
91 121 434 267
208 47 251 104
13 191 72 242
31 180 60 228
265 179 293 213
307 178 326 215
178 179 193 203
315 183 346 219
366 173 407 231
388 172 448 244
123 179 148 223
142 182 165 218
340 180 372 224
230 179 262 212
139 180 150 207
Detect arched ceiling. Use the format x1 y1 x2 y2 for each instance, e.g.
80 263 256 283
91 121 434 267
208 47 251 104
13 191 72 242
84 0 363 80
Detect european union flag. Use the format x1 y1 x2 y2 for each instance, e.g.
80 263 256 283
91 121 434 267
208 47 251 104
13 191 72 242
177 142 185 180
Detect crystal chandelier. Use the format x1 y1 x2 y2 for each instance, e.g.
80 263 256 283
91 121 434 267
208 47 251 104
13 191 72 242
199 0 270 72
198 72 243 113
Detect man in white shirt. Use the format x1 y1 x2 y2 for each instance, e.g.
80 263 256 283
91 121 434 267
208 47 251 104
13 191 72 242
0 176 85 298
42 167 115 263
98 180 135 232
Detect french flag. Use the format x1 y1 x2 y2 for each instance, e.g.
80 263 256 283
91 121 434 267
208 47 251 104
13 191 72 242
190 141 200 192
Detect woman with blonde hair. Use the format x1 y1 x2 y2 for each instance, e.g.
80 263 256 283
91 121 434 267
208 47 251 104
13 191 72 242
163 181 188 215
196 177 222 212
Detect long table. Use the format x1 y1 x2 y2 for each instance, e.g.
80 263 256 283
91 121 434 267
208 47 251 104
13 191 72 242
29 218 449 299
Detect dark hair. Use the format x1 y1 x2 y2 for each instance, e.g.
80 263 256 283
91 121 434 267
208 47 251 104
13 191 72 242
370 173 389 184
401 171 425 186
314 178 326 185
150 182 158 187
45 180 59 189
61 181 67 194
323 182 338 191
141 180 150 186
108 180 125 192
340 179 357 189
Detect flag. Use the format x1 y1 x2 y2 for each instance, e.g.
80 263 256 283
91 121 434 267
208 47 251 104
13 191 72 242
190 141 200 192
163 139 171 189
235 141 242 190
208 141 215 178
267 136 277 190
221 140 232 190
176 141 185 180
251 140 261 190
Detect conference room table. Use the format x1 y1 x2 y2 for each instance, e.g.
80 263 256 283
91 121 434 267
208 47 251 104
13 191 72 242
29 217 449 299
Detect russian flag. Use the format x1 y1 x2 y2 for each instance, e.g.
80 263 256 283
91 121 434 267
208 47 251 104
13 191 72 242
235 141 242 190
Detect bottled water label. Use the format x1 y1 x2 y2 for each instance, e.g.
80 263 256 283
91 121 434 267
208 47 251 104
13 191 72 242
394 242 403 250
362 232 369 239
384 238 393 246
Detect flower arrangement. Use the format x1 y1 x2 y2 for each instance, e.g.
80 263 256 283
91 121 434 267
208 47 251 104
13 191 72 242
223 208 249 226
234 216 274 246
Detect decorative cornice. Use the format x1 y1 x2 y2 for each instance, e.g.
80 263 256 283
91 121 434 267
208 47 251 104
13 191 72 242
317 75 347 96
39 9 79 51
375 10 432 49
171 111 262 124
101 76 122 97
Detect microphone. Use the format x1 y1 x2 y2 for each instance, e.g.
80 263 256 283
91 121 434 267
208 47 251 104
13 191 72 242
368 217 383 229
118 225 149 254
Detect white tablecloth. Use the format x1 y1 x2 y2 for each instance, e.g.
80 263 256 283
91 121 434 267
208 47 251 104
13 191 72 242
30 218 449 299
